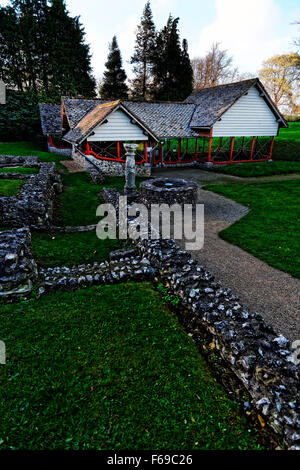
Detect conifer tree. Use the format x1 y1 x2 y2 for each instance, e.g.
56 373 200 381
100 36 128 99
130 1 156 100
0 0 96 99
151 16 193 101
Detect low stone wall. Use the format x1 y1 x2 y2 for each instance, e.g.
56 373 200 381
37 253 156 294
100 187 300 449
47 142 72 157
0 155 39 167
133 237 300 449
72 150 151 177
0 161 63 227
0 228 38 299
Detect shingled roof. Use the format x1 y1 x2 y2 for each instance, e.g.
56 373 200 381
39 78 287 141
185 78 287 128
39 104 62 136
124 101 199 139
64 100 121 143
61 98 199 143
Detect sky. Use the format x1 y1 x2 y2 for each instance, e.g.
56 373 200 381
1 0 299 80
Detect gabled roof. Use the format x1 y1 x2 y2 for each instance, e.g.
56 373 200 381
39 78 287 140
63 100 160 144
64 100 121 143
185 78 288 128
61 98 199 142
124 101 199 139
62 97 108 128
39 103 62 136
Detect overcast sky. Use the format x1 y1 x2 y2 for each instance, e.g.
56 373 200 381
1 0 299 79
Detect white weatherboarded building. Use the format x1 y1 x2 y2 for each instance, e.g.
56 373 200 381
40 78 288 167
212 86 279 137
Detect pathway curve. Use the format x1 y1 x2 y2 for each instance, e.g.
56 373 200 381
153 167 300 341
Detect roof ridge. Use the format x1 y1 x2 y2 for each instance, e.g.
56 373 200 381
189 77 258 95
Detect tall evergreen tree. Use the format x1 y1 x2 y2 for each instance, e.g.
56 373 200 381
0 0 96 99
178 39 193 98
151 16 193 101
100 36 128 99
47 0 96 99
130 1 156 100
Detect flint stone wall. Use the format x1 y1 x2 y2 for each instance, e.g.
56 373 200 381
37 253 156 294
72 150 151 177
0 228 37 298
101 188 300 450
0 155 39 167
47 142 72 157
140 178 198 207
0 161 63 227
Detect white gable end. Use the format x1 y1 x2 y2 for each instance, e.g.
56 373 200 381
87 109 148 142
212 86 279 137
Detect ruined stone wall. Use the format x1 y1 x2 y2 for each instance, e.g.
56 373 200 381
72 150 151 177
47 142 72 157
99 188 300 450
0 159 62 228
0 228 37 299
0 155 39 167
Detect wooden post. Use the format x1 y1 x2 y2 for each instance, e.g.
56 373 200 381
269 137 275 159
195 138 198 160
250 137 256 160
86 142 90 155
230 137 235 162
178 138 181 162
117 141 120 160
144 140 148 163
208 137 213 162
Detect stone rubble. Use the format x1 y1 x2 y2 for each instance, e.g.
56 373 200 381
0 157 62 228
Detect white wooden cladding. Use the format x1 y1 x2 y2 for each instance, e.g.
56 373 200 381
87 109 148 142
212 86 279 137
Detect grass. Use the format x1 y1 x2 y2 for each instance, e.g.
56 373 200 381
272 122 300 162
31 231 120 267
0 141 71 170
0 179 24 196
205 180 300 278
0 283 262 450
277 122 300 142
0 167 39 175
58 172 146 227
208 161 300 178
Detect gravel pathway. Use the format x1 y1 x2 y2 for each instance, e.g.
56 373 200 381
154 167 300 341
60 160 85 173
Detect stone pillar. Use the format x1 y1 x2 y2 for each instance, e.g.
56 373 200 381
124 143 138 193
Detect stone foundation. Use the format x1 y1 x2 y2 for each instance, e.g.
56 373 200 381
0 158 63 228
47 142 72 157
72 150 151 177
0 228 37 298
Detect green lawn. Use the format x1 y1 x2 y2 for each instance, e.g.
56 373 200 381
0 283 262 450
0 179 24 196
58 172 145 227
32 231 120 267
277 122 300 141
272 122 300 162
0 167 39 175
205 180 300 278
0 141 71 170
209 161 300 178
